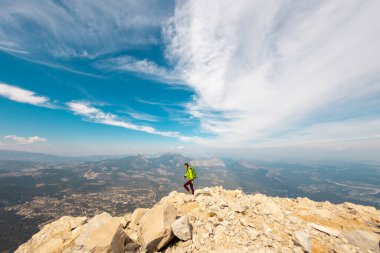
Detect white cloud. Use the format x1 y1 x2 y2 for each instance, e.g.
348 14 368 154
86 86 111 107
163 0 380 147
0 83 50 107
4 135 47 144
66 101 202 141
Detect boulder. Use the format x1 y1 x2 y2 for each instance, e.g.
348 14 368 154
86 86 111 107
340 230 379 252
74 212 127 253
139 202 177 252
293 231 312 253
130 208 148 228
15 216 86 253
171 216 192 241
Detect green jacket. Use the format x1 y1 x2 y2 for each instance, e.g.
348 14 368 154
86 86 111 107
184 167 195 180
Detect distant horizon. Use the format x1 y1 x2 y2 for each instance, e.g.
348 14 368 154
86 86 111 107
1 1 379 161
1 148 380 163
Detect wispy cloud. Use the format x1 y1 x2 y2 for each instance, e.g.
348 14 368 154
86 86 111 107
0 0 173 59
0 83 51 107
163 0 380 147
4 135 47 145
98 56 182 84
66 101 200 141
0 45 28 54
120 108 161 122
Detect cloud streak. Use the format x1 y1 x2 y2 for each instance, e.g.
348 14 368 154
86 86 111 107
66 101 201 141
4 135 47 144
163 0 380 147
98 56 182 84
0 83 51 107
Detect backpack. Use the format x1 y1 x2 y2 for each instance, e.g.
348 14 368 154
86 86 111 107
191 167 198 179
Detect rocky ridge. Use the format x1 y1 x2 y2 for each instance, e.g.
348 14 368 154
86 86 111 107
16 186 380 253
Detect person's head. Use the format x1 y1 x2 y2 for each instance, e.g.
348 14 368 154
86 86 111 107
184 162 189 168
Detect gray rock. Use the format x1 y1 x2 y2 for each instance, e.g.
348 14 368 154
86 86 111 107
171 216 192 241
340 230 379 252
293 231 312 253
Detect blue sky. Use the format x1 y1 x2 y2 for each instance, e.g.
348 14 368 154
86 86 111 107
0 0 380 160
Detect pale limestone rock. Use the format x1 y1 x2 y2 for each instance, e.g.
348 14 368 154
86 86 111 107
171 216 192 241
340 230 380 252
293 231 312 253
123 213 131 227
130 208 148 228
289 216 301 224
124 228 139 242
229 201 245 213
239 217 248 227
246 228 260 240
14 186 380 253
254 247 278 253
310 223 341 237
74 212 126 253
332 244 354 253
256 201 284 220
293 247 304 253
312 208 333 219
15 216 86 253
139 202 177 252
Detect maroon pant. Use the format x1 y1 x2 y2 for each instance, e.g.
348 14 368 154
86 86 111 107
183 180 194 195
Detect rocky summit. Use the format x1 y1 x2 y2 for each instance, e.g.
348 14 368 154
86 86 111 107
15 186 380 253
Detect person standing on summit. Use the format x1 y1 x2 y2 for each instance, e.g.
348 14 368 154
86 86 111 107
183 162 197 195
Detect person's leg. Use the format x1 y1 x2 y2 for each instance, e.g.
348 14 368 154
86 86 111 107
190 181 194 195
183 180 191 193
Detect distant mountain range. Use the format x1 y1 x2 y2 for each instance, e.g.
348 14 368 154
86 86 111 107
0 149 124 162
